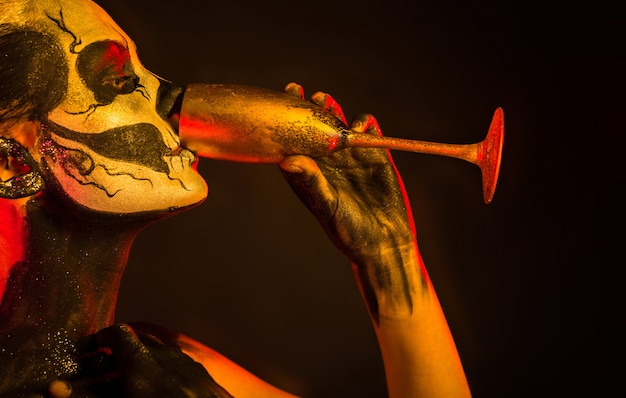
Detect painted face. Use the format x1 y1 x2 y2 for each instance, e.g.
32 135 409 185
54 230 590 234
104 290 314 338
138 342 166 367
9 0 208 214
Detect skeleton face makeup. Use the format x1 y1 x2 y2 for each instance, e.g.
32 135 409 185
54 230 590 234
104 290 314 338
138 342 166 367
2 0 207 214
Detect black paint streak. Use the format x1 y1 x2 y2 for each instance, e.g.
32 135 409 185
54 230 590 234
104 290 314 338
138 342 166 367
71 162 156 197
358 266 381 325
166 173 190 191
46 9 81 54
65 103 104 117
40 136 157 197
390 249 414 314
356 249 416 325
136 84 150 101
45 121 171 173
72 173 121 198
104 167 154 188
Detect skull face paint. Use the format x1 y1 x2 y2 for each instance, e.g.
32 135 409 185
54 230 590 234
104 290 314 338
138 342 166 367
9 0 207 214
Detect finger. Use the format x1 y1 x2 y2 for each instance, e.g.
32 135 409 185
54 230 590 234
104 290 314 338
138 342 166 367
95 323 148 359
278 155 338 221
350 113 382 136
136 332 165 347
284 82 305 100
347 114 392 168
48 380 72 398
128 321 180 347
311 91 348 125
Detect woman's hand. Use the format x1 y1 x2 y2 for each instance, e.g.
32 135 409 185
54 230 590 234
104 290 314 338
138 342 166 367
48 323 233 398
279 83 416 264
279 83 423 321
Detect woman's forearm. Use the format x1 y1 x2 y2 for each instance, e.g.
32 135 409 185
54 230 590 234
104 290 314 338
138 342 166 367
351 244 471 397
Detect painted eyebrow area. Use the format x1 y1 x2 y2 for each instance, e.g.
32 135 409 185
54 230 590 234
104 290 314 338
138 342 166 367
77 40 131 77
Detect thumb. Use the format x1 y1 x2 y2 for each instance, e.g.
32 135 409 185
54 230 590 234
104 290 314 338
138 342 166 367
278 155 337 222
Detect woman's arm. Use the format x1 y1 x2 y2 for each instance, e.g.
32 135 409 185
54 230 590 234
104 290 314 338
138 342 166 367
278 84 471 397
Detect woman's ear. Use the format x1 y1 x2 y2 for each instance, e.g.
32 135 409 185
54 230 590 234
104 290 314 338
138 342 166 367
0 129 45 199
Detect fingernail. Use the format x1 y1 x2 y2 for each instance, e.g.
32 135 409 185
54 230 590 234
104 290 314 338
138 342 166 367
311 91 326 105
49 380 72 398
284 163 302 174
285 82 304 99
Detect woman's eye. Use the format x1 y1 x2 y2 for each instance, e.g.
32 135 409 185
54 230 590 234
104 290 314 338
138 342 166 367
75 40 142 105
112 76 127 88
103 75 137 93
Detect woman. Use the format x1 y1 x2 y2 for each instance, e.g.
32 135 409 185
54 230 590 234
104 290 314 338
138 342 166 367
0 0 471 396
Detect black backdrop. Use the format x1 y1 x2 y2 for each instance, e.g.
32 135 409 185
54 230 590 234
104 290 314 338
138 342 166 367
94 0 623 396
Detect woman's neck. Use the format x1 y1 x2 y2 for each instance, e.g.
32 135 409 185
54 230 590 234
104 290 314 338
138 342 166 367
0 196 142 338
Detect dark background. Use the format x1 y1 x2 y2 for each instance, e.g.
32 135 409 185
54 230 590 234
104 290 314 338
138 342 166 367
96 0 623 396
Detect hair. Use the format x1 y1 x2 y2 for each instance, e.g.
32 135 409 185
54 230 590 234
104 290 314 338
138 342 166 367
0 0 33 26
0 1 69 127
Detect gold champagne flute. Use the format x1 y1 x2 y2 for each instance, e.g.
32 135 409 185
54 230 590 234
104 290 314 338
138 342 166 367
179 84 504 204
